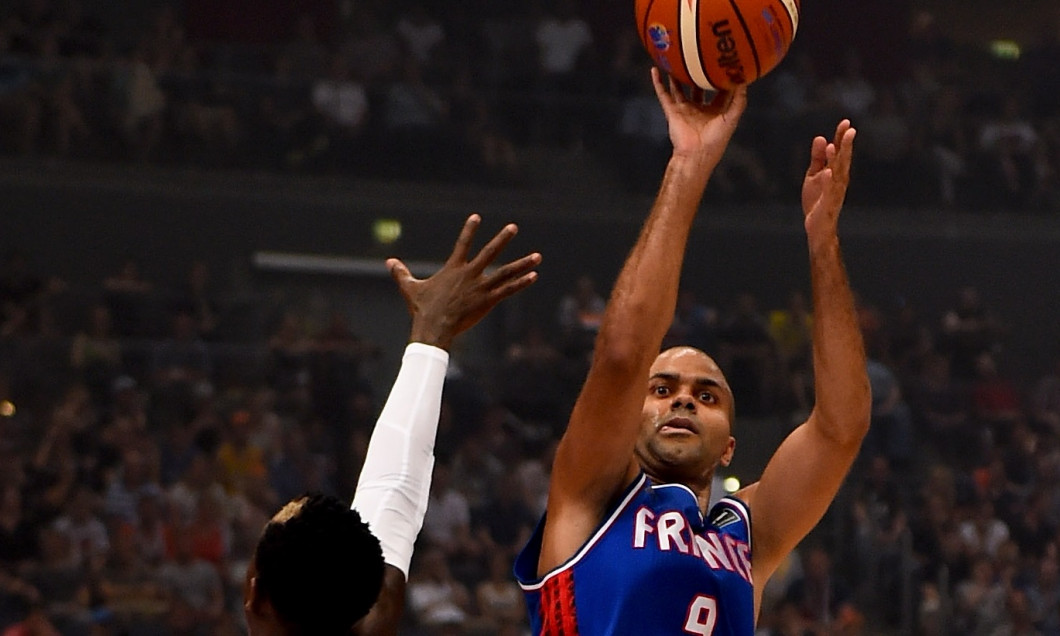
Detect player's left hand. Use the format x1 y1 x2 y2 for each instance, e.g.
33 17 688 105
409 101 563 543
388 214 541 350
802 119 856 247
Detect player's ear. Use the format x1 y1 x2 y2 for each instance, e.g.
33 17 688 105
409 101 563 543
244 575 270 618
719 437 736 467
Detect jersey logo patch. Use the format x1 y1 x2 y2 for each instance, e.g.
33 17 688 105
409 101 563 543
710 508 740 529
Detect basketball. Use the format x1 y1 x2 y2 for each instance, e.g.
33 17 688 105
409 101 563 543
635 0 799 91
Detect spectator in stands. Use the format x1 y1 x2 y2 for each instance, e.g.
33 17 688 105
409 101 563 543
102 448 157 525
406 546 472 630
69 302 123 409
150 304 213 419
557 273 605 361
177 260 220 341
113 40 167 161
908 352 974 466
307 52 369 170
825 49 875 119
858 87 917 205
865 355 916 468
1031 353 1060 436
767 290 813 421
102 257 153 338
784 545 862 634
953 556 1007 634
97 525 168 634
158 530 224 635
51 485 109 572
20 526 93 635
472 468 537 559
531 0 595 148
500 322 566 424
977 94 1041 209
395 4 446 69
422 462 480 563
474 552 526 632
924 86 971 207
971 351 1024 447
939 285 1004 380
716 291 775 417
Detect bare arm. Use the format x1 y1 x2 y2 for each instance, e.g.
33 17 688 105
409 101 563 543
738 120 871 594
540 70 747 574
352 215 541 635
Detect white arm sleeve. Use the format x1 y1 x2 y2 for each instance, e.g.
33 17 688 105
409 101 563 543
351 342 448 577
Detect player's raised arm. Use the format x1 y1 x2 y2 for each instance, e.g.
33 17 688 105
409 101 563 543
737 120 871 596
352 215 540 635
538 70 747 574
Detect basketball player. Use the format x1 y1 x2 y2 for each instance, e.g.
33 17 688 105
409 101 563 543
243 215 541 635
514 68 870 634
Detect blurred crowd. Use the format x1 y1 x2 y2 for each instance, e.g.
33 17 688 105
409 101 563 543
4 1 1060 635
1 0 1059 210
2 231 1060 636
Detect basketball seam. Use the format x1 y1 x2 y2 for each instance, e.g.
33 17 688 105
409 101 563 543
639 0 656 50
725 0 761 80
694 0 725 90
676 0 697 88
776 0 797 39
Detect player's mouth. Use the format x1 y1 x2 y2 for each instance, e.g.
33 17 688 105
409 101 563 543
658 417 698 435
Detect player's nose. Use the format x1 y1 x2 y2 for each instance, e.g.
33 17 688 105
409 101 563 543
670 394 695 411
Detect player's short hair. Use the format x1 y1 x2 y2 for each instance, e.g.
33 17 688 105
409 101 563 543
253 493 384 635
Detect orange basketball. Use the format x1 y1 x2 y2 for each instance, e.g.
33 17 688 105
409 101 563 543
635 0 799 90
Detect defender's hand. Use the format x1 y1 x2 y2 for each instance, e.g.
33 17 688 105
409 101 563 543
388 214 541 350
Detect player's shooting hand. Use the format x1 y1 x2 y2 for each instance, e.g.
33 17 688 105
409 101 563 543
388 214 541 350
651 66 747 165
802 119 856 248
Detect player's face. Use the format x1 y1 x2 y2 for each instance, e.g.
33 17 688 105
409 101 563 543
635 347 735 485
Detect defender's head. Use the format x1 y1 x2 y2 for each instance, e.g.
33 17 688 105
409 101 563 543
635 346 736 486
244 493 384 635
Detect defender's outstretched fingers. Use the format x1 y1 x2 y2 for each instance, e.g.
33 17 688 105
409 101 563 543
469 223 520 273
387 258 416 312
489 271 539 304
485 252 542 290
446 214 482 265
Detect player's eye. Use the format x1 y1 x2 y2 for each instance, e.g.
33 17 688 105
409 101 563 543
699 392 716 403
653 385 670 396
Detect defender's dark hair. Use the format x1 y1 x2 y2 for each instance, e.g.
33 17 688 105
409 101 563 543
253 493 385 635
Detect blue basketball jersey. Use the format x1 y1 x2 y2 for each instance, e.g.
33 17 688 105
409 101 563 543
514 473 754 635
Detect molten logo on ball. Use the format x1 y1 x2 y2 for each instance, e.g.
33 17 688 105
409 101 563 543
648 24 671 51
712 20 746 86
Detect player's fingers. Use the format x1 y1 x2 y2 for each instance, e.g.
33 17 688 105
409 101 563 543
834 128 857 175
387 258 417 311
668 74 686 104
387 258 415 288
806 136 828 175
447 214 481 265
487 271 539 304
650 67 672 107
833 119 852 147
469 223 519 273
726 84 748 116
484 252 542 289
